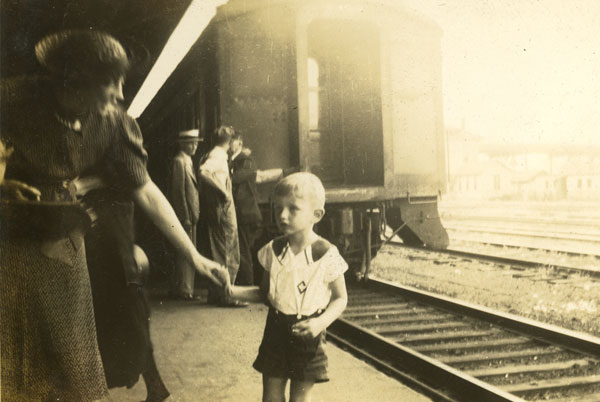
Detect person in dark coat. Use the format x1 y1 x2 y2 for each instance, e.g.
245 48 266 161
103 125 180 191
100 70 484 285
0 30 230 402
82 185 170 402
169 129 201 299
229 132 263 285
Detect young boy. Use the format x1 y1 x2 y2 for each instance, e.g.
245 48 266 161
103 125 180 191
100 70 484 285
232 172 348 402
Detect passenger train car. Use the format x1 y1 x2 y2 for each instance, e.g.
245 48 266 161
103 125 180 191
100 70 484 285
138 0 448 277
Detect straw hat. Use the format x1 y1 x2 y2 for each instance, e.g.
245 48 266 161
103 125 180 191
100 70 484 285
177 129 201 142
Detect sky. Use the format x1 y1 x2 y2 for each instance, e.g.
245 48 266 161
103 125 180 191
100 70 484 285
400 0 600 146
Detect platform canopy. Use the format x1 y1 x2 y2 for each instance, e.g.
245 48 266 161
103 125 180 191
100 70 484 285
1 0 192 107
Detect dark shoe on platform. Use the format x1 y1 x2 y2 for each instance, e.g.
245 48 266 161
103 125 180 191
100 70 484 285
142 392 173 402
218 299 249 308
143 392 171 402
206 294 220 305
171 292 201 301
181 294 201 301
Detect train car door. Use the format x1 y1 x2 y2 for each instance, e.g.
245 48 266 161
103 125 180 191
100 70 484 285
305 19 384 186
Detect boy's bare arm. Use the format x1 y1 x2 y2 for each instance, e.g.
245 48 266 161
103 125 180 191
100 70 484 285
231 271 269 303
230 286 262 302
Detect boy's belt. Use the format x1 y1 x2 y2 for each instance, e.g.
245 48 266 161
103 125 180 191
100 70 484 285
270 306 324 321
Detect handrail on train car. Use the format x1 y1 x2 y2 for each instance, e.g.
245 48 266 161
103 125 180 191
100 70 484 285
406 192 439 205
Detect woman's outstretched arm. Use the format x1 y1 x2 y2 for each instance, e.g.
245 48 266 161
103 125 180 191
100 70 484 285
133 179 231 292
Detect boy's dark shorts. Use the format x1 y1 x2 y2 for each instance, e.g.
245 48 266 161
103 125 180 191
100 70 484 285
253 307 329 383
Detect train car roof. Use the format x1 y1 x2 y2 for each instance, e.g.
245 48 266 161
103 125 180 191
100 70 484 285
213 0 442 32
1 0 441 113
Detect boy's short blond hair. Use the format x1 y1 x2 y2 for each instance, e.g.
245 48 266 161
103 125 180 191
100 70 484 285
273 172 325 210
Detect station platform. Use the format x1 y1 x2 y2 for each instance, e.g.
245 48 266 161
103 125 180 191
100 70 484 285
104 290 431 402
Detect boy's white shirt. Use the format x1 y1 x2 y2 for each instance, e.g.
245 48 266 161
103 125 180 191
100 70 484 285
258 239 348 316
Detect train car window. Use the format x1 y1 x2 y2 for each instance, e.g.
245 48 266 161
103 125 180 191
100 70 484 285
308 58 320 132
306 19 384 186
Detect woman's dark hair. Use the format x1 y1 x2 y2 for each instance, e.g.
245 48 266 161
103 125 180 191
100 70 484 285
35 30 129 88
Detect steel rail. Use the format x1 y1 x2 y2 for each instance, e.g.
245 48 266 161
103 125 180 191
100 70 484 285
389 241 600 278
329 279 600 401
450 239 600 259
367 279 600 357
326 331 461 402
446 233 600 259
329 319 524 402
439 214 600 228
443 224 600 244
442 246 600 278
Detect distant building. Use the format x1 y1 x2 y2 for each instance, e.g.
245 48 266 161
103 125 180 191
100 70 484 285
514 171 558 201
445 126 600 201
450 159 515 200
556 157 600 200
445 125 483 179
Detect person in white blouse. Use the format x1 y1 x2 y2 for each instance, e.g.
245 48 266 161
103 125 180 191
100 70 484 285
198 125 245 307
232 172 348 402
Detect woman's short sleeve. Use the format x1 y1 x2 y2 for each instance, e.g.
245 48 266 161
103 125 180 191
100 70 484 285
104 113 149 190
322 246 348 283
257 242 273 272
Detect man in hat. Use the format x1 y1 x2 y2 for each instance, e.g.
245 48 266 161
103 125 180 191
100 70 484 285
169 129 201 299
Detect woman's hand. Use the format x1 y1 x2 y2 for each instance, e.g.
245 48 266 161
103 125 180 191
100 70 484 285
73 175 105 198
193 256 232 295
211 265 233 297
0 179 41 201
132 180 234 297
0 141 40 201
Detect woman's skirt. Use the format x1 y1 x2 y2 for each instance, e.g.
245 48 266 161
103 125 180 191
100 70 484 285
85 205 153 389
1 234 108 401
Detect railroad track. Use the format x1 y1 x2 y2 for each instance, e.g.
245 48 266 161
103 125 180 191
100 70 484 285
440 215 600 233
440 219 600 258
328 279 600 402
450 238 598 260
387 241 600 279
443 224 600 244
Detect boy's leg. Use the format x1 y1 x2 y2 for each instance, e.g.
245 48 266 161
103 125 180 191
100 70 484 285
289 380 315 402
262 375 287 402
